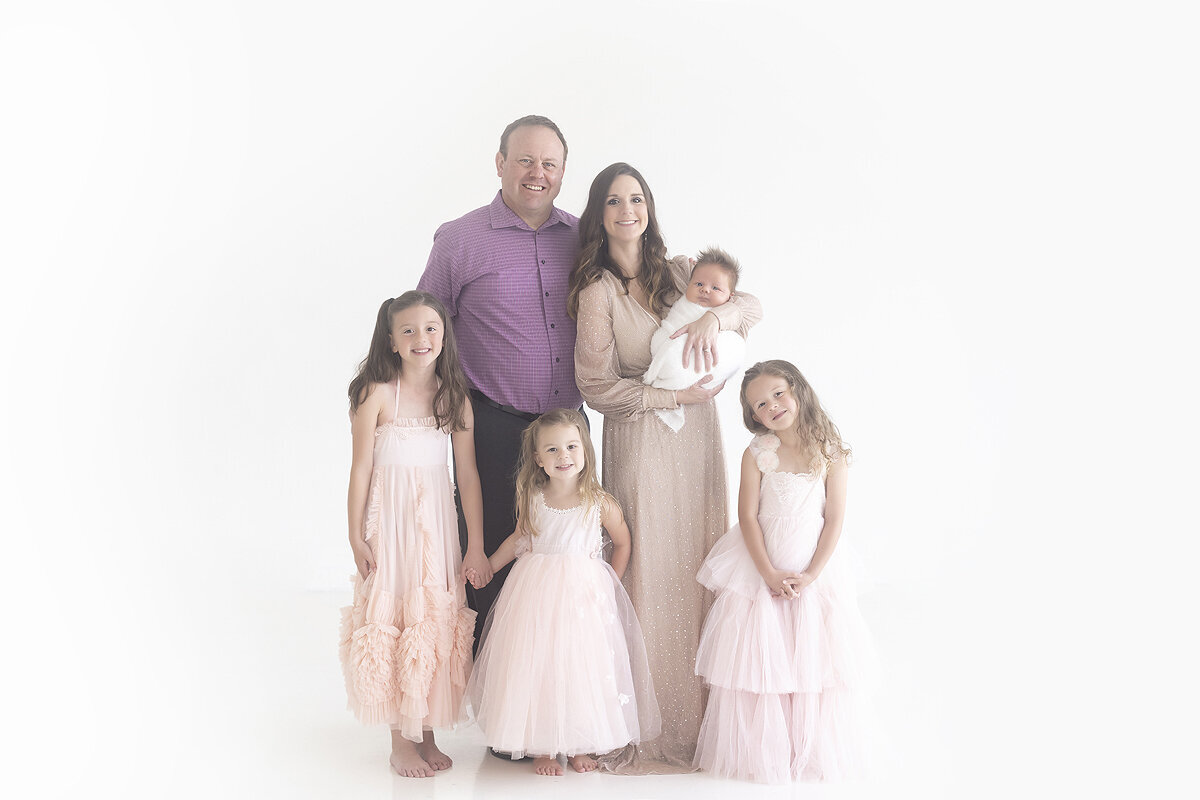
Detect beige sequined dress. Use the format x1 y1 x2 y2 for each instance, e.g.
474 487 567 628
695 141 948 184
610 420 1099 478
574 256 762 773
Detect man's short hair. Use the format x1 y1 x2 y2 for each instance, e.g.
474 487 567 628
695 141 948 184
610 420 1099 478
693 246 741 291
499 115 568 161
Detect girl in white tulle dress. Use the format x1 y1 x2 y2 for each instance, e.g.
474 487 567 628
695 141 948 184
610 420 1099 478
341 292 493 779
694 360 877 784
465 408 661 776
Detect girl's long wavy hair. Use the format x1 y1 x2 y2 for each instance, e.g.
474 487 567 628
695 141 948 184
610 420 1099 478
347 291 470 432
567 162 677 320
740 360 852 474
513 408 604 536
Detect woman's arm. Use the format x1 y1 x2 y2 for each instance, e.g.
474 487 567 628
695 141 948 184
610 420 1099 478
791 458 848 590
347 387 383 578
737 448 800 597
574 278 679 417
451 402 493 588
600 493 632 579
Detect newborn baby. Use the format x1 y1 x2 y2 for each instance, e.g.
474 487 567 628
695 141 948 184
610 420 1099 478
643 248 747 432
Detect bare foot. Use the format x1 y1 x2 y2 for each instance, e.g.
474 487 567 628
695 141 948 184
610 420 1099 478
417 733 452 771
533 756 563 776
568 754 598 773
390 736 435 778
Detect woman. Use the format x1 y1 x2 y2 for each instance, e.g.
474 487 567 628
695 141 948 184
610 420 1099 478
568 163 762 773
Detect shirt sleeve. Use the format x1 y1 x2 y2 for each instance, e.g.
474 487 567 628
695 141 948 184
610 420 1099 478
668 255 762 336
574 278 679 418
417 222 459 318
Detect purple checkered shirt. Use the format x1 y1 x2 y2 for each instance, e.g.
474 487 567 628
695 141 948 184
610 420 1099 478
418 191 581 414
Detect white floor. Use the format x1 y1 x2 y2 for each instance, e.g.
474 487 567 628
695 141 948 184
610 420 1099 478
15 577 1046 799
218 589 951 800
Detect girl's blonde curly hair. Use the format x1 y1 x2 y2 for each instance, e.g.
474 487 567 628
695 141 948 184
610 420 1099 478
740 360 852 475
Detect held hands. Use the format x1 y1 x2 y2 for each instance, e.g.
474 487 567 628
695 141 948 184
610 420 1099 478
461 548 493 590
670 311 721 373
351 539 376 580
763 567 806 598
790 571 816 593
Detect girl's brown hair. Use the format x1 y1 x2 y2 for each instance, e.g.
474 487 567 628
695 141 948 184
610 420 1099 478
513 408 605 536
347 291 470 432
740 360 852 474
567 162 678 320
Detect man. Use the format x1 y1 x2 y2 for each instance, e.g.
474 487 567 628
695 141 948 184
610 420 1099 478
417 115 581 654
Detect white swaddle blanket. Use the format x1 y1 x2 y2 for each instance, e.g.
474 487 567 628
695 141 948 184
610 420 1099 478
642 297 746 432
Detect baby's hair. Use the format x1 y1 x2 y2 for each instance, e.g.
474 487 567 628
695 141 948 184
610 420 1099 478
740 359 852 474
693 246 741 292
347 291 470 432
514 408 605 537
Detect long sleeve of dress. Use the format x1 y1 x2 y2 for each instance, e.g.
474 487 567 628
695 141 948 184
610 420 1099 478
575 279 679 419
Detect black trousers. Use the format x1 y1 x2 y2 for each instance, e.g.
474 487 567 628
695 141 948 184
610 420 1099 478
454 394 587 655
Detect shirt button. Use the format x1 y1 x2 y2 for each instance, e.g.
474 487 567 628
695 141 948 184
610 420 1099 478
550 323 555 329
554 390 559 396
540 259 545 264
555 357 560 363
545 291 550 297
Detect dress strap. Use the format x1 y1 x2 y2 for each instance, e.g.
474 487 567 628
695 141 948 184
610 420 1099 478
393 378 402 421
750 433 782 473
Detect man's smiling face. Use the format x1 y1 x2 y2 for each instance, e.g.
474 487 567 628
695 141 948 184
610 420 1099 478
495 124 565 227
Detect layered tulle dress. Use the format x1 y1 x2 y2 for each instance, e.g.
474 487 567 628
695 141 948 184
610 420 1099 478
466 494 661 759
339 391 476 741
694 433 877 783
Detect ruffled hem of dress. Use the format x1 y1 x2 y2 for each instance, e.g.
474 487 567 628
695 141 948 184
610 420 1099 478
340 468 475 738
340 580 476 736
694 685 871 783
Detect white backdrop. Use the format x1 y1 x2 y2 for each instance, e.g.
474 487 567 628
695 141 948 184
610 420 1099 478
2 1 1196 798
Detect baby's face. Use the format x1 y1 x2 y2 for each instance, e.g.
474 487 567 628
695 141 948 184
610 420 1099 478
685 263 734 307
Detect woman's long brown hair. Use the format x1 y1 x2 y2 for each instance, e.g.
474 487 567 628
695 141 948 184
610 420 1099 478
347 291 470 432
567 162 678 320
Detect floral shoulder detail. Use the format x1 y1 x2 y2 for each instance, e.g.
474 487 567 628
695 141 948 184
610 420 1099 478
749 433 781 473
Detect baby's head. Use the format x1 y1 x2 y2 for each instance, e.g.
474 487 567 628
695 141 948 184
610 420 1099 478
685 247 740 308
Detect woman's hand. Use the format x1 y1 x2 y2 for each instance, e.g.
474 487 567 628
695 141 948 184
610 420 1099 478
461 548 493 589
670 311 721 373
675 374 726 406
351 539 376 580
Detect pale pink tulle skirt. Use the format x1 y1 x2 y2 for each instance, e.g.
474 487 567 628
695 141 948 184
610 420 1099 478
694 522 878 783
467 552 661 759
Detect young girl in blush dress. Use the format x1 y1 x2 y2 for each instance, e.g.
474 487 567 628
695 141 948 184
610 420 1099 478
464 408 661 776
341 292 492 778
694 360 877 783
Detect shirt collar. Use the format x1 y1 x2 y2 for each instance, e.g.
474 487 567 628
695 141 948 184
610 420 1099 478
488 190 576 232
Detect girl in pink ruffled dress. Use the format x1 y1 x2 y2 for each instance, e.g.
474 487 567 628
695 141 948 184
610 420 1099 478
341 291 491 778
694 360 877 783
464 408 661 776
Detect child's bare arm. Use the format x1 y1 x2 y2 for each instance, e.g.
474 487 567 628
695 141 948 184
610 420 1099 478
600 494 632 579
738 448 799 597
347 387 383 578
452 402 493 587
791 458 848 591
